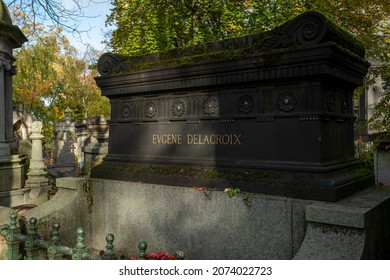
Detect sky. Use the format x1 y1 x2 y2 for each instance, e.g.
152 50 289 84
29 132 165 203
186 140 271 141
63 0 113 53
4 0 113 53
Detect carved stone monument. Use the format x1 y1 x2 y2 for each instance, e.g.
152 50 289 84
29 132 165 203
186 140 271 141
25 121 49 199
0 0 28 204
93 12 374 202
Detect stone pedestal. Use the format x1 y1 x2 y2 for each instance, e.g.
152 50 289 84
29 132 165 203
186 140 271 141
0 154 27 192
22 177 390 259
0 153 28 207
25 121 49 200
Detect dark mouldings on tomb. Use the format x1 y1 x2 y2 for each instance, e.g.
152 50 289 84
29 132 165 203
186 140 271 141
92 11 374 202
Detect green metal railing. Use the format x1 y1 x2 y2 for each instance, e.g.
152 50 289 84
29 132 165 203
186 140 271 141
0 213 153 260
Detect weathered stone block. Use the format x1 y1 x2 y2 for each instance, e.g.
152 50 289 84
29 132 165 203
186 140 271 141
295 187 390 259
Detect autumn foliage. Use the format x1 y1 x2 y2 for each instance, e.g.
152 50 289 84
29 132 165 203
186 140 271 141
11 14 110 144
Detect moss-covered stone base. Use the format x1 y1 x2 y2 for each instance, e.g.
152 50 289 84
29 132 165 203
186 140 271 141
91 160 374 202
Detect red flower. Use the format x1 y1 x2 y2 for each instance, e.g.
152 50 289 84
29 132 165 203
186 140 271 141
130 251 177 260
147 252 176 260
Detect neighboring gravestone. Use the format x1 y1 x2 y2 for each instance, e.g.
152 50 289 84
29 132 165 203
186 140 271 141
17 140 32 157
13 103 35 144
82 135 108 175
0 0 28 201
47 108 78 177
374 135 390 185
92 11 374 201
76 115 109 174
13 103 35 157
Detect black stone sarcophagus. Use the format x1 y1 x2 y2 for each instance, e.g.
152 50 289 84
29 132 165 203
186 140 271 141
93 11 374 201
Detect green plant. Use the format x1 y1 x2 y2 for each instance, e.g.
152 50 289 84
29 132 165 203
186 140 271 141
243 193 253 207
224 187 240 198
224 187 253 207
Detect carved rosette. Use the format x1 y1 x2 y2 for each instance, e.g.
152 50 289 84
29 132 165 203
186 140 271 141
172 99 186 117
203 97 218 116
293 13 327 46
297 22 322 44
145 102 157 118
121 102 132 118
238 95 255 114
277 92 297 112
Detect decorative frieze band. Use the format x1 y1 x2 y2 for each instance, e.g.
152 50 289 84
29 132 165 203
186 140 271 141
113 86 353 124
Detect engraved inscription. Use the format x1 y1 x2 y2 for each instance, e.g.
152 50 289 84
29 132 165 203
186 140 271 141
187 134 241 145
152 133 242 145
152 134 182 144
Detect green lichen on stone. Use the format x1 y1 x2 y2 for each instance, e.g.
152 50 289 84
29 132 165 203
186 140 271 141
350 165 374 178
103 11 366 75
82 182 94 214
115 46 256 73
92 160 283 189
323 16 365 58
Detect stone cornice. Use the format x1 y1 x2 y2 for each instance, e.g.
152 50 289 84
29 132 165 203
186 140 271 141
0 22 28 48
96 43 369 97
97 11 366 78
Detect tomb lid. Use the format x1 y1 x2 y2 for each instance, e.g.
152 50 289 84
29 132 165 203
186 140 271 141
98 11 366 76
